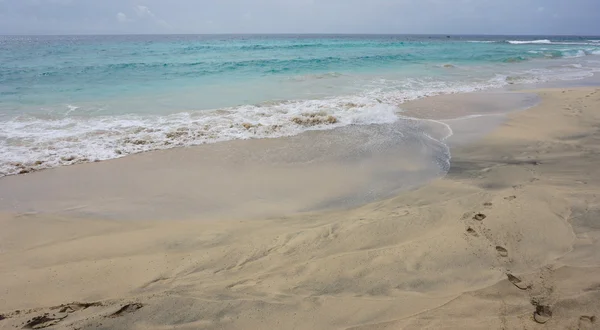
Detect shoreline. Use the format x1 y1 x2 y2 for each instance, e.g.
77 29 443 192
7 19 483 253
0 84 572 179
3 33 600 178
0 90 538 221
1 87 600 329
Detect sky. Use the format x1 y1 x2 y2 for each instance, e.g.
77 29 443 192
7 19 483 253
0 0 599 35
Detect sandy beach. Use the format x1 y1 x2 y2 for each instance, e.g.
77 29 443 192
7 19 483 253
1 87 600 329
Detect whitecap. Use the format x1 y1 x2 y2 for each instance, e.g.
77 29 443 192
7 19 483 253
507 39 552 45
562 49 587 58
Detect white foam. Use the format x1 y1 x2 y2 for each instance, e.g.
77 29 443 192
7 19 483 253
65 105 80 115
529 47 600 58
508 39 552 45
0 97 404 176
562 50 587 58
552 42 598 46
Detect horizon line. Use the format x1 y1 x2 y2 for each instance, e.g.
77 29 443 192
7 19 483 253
1 32 600 37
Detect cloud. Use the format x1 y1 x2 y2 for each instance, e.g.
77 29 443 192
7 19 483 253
131 4 172 30
116 12 129 23
134 5 155 18
114 4 171 30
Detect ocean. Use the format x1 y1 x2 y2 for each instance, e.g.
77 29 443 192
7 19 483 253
1 34 600 177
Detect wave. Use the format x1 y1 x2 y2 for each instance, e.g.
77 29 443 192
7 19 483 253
0 96 401 176
238 43 329 50
0 81 504 177
182 43 331 52
2 63 598 177
562 50 587 58
5 47 600 86
552 42 599 46
470 40 599 47
526 48 600 59
3 55 420 81
561 49 600 57
507 39 552 44
503 56 527 63
182 41 406 52
11 50 597 81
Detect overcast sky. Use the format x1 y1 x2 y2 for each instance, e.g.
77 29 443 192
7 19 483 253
0 0 599 35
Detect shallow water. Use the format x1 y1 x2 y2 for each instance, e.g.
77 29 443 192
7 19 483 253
0 90 538 221
1 34 600 176
0 116 450 220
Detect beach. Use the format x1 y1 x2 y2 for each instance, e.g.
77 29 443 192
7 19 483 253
2 35 600 178
1 87 599 329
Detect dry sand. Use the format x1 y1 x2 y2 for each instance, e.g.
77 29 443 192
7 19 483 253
1 88 600 329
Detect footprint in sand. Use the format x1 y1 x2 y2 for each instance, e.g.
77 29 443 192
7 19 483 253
23 313 68 329
496 246 509 257
466 227 478 237
20 302 103 329
109 303 144 318
506 273 530 290
473 213 487 221
504 195 517 201
533 305 552 324
483 202 493 208
578 315 596 329
55 302 102 314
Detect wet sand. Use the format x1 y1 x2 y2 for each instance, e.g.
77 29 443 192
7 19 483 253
0 91 535 222
0 118 451 221
1 88 600 329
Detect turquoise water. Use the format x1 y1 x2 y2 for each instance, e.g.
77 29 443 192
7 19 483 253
1 34 600 176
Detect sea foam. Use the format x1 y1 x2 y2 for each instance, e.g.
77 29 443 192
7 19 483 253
507 39 552 44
